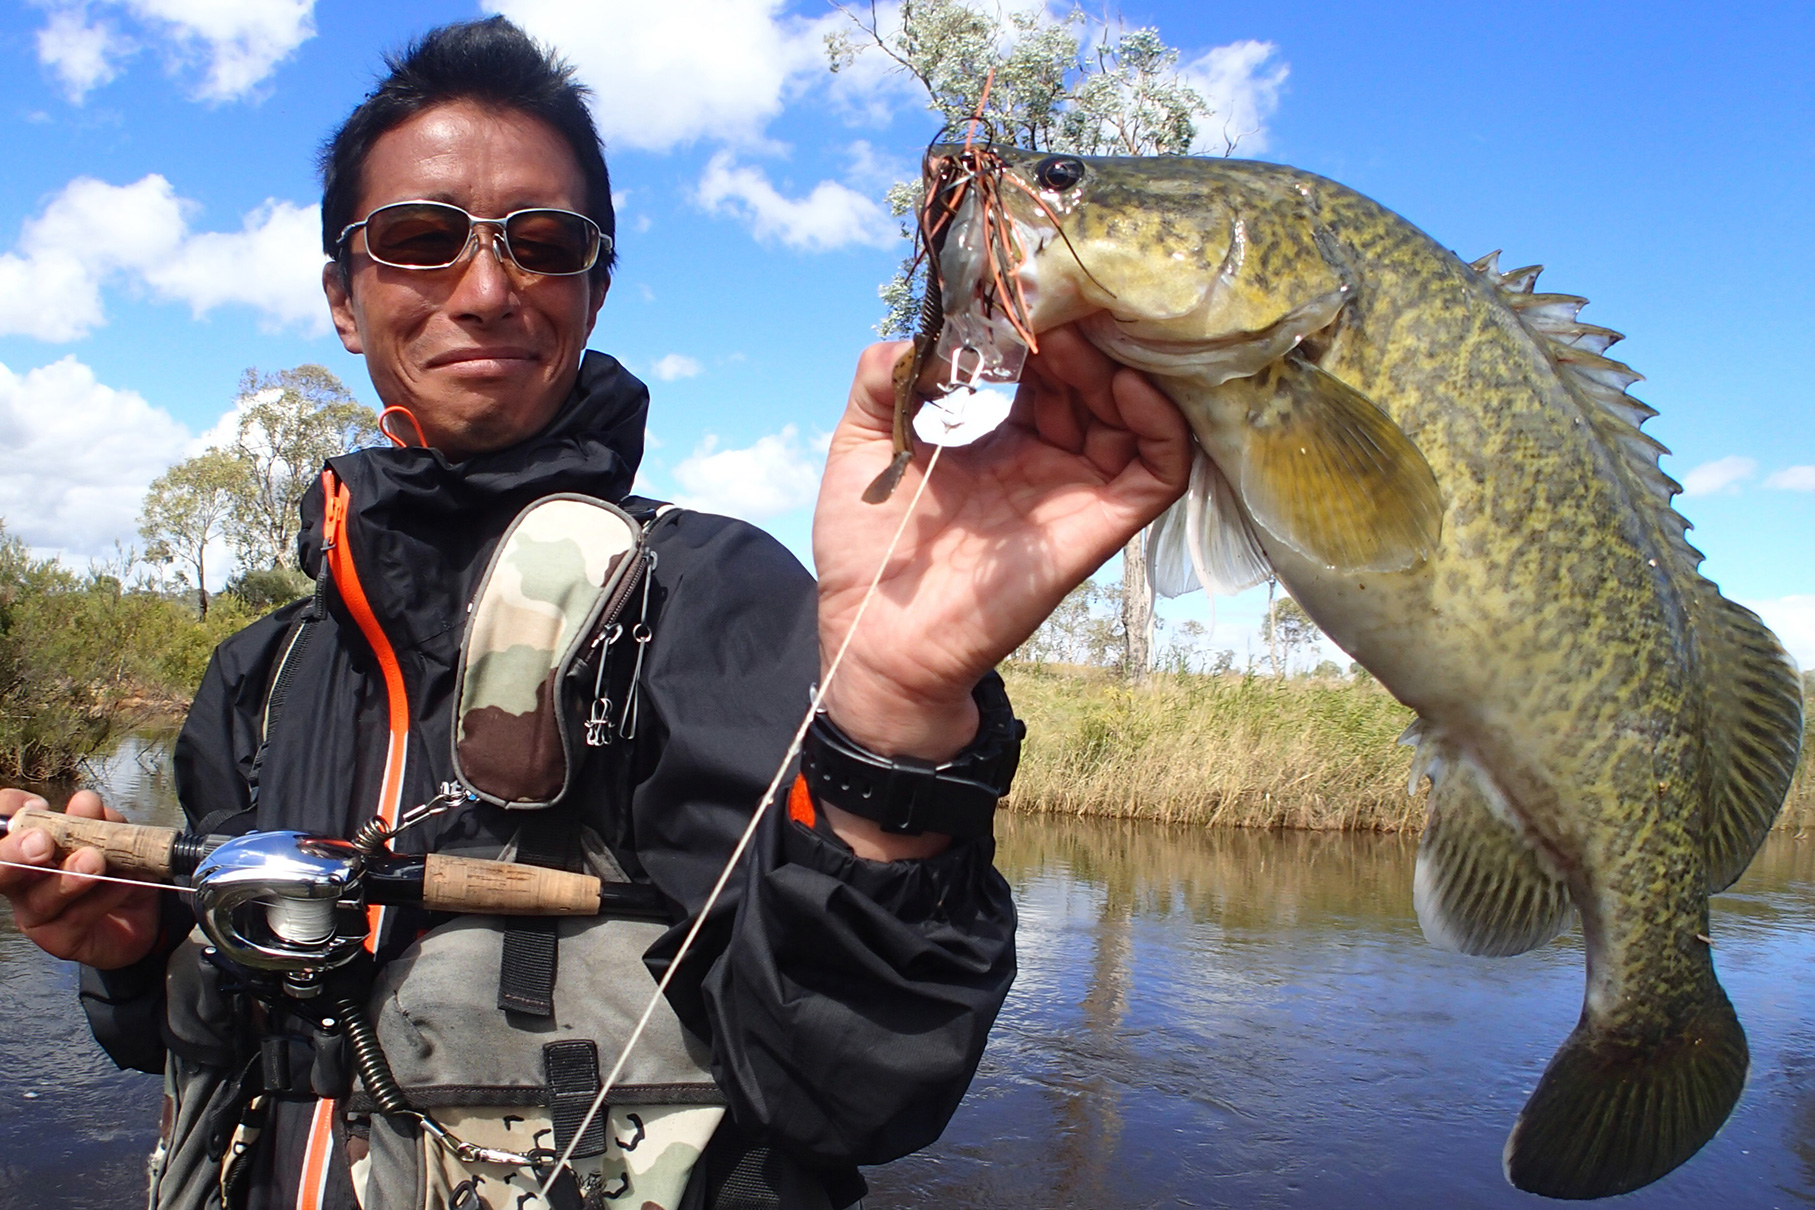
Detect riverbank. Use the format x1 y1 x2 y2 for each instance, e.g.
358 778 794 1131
1001 664 1815 833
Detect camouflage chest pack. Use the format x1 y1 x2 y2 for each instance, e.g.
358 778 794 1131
453 493 657 808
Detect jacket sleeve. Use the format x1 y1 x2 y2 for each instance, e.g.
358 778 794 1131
79 601 308 1073
629 511 1017 1167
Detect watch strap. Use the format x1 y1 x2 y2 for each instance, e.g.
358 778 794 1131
799 672 1023 839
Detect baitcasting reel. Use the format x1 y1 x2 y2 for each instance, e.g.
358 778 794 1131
192 831 371 991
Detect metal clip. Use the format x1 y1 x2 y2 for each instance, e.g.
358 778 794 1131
585 621 625 748
617 551 657 741
419 1114 537 1168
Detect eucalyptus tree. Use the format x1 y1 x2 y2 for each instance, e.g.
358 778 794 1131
828 0 1216 681
223 365 378 570
139 449 240 618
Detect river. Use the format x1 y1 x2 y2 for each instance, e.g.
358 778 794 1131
2 739 1810 1209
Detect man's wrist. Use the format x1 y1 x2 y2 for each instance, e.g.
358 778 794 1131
800 673 1023 841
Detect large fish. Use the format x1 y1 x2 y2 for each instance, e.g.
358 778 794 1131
890 144 1805 1199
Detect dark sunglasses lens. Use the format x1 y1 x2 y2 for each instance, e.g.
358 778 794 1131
363 203 471 267
502 210 597 274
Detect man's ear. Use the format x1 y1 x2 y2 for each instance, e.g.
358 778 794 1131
323 261 364 355
582 274 609 342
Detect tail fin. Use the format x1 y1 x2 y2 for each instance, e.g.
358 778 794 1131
1503 984 1748 1199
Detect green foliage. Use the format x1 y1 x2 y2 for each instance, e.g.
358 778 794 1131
831 0 1216 337
140 447 240 618
1002 663 1426 830
1014 578 1124 667
224 365 378 570
227 566 314 612
0 523 254 779
1263 592 1322 676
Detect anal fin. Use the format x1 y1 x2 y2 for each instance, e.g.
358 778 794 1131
1232 355 1443 574
1410 731 1573 957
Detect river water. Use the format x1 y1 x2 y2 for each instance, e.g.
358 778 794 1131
2 740 1810 1209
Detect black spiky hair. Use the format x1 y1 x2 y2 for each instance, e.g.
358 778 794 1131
318 16 615 282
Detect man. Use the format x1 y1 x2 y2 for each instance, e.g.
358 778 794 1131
0 16 1189 1209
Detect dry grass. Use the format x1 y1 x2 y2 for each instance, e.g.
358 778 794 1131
1002 663 1815 834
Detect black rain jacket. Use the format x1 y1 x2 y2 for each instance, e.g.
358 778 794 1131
79 351 1016 1208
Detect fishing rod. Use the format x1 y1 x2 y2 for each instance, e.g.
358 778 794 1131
0 801 669 974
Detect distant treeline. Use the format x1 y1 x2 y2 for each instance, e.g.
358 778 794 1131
0 527 310 780
1001 663 1815 834
5 520 1809 833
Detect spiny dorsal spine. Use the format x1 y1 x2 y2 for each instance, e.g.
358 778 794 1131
1468 251 1705 581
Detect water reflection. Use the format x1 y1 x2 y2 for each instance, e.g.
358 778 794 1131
866 815 1815 1210
3 746 1810 1209
0 733 180 1210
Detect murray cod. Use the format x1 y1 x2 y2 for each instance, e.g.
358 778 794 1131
885 144 1804 1200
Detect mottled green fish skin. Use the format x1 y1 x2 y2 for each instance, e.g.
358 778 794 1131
940 145 1802 1198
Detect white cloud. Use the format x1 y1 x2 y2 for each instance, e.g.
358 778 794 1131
35 0 316 103
0 174 327 341
697 150 895 251
0 357 190 559
1679 455 1756 497
1181 39 1289 155
133 0 317 102
487 0 826 152
1741 596 1815 672
1764 465 1815 492
37 6 127 102
672 425 823 521
143 198 328 329
649 354 702 382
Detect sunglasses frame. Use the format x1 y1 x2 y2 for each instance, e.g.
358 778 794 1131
337 199 611 277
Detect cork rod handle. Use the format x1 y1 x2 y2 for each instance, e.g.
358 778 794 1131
5 807 177 882
420 853 601 915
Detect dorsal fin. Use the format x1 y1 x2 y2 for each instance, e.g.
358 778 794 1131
1470 254 1806 884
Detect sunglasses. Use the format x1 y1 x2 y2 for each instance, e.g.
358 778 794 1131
337 200 609 277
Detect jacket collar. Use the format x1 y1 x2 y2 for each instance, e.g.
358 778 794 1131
297 350 649 649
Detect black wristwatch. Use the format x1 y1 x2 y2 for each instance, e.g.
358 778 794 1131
799 671 1024 838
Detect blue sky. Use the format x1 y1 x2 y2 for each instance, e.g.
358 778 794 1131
0 0 1810 667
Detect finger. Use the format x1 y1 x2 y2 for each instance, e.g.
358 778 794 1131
24 877 151 942
1027 327 1120 422
1026 373 1088 455
0 816 59 893
64 789 122 822
13 846 108 929
1102 367 1194 513
0 788 50 819
842 341 915 435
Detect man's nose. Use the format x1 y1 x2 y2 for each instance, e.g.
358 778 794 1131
447 224 518 319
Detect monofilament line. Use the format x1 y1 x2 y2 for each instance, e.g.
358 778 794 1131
538 443 949 1200
0 858 194 894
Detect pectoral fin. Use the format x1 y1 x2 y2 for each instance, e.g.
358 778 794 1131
1234 356 1442 573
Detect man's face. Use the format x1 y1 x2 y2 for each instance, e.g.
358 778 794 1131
324 101 607 460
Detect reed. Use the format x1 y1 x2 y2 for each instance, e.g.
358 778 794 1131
1001 664 1815 833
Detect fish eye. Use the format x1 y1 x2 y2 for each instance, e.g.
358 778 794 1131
1034 156 1086 192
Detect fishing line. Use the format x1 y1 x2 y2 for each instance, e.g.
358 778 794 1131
0 857 194 894
537 440 950 1201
